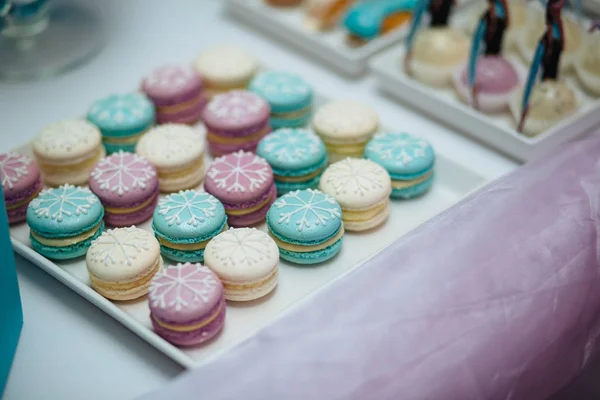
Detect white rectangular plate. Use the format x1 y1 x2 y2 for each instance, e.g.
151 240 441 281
10 95 488 369
225 0 415 76
369 6 600 162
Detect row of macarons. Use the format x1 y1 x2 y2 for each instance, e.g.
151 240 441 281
8 126 433 259
85 45 316 159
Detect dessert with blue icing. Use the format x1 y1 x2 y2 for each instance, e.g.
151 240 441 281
364 132 435 199
249 71 313 129
343 0 415 46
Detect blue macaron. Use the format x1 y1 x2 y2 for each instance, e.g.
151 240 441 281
87 93 155 154
152 190 227 263
266 188 343 265
364 132 435 199
249 71 313 129
26 184 105 260
257 128 328 195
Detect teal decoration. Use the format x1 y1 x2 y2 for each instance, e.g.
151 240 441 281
0 185 23 396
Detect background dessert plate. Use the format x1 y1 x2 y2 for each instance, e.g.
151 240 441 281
369 3 600 162
9 93 491 369
225 0 473 77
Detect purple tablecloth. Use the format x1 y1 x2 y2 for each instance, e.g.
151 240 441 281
142 134 600 400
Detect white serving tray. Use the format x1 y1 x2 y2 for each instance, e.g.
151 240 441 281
225 0 466 77
10 95 488 369
370 5 600 162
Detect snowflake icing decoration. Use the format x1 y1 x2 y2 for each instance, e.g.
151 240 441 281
157 190 219 226
325 159 385 196
0 153 31 189
273 189 340 232
211 228 275 267
145 65 197 91
90 151 156 196
29 184 98 222
207 91 266 122
252 72 311 97
89 227 151 266
369 133 431 166
261 129 321 162
88 93 152 126
207 151 271 193
149 264 218 311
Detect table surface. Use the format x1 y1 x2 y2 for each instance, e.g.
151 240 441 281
1 1 517 399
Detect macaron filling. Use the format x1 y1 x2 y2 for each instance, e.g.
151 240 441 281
89 257 163 297
151 299 225 332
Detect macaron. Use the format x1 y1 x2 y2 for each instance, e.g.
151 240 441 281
0 152 43 224
193 45 260 99
453 56 520 113
152 190 228 263
202 90 271 157
509 81 579 136
86 227 162 301
256 128 328 195
89 151 159 227
149 262 225 346
27 184 104 260
312 100 379 162
319 158 392 232
135 124 206 192
408 28 469 87
266 188 343 265
33 119 105 186
364 132 435 199
87 93 155 154
204 227 279 301
343 0 412 46
249 71 313 129
204 151 276 227
141 65 207 125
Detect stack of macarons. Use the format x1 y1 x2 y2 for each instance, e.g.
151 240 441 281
89 151 159 226
249 71 313 129
86 226 162 300
141 65 207 125
202 90 271 156
87 93 155 154
136 124 206 192
257 128 328 194
26 184 105 260
319 158 392 231
194 45 260 99
312 100 379 162
33 119 105 186
149 262 226 345
152 190 227 263
364 132 435 199
205 151 276 227
204 227 279 301
0 152 43 225
266 188 344 264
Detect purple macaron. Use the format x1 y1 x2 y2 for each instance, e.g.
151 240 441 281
149 262 226 346
204 150 276 227
202 90 271 157
0 152 43 224
89 151 159 227
141 65 208 125
455 56 520 112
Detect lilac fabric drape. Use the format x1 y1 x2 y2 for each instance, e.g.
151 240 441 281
141 134 600 400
